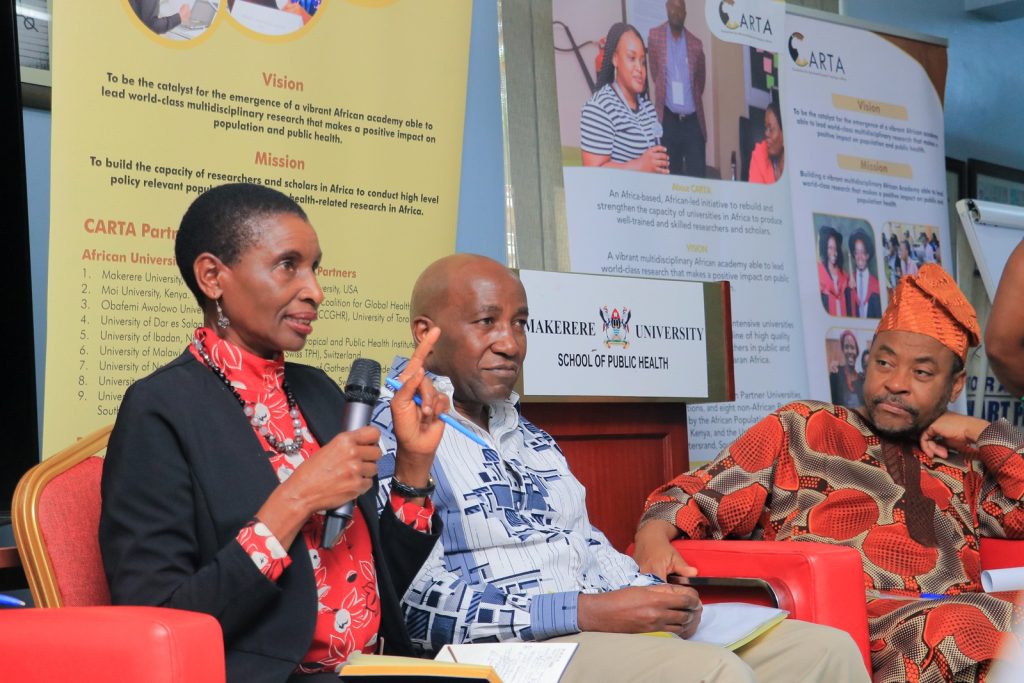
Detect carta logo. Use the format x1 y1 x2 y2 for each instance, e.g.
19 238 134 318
788 31 845 74
788 32 809 66
719 0 739 28
718 0 773 35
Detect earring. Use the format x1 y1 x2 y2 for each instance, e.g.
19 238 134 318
215 299 231 329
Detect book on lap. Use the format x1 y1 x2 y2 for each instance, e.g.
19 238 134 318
434 643 577 683
340 653 502 683
644 602 789 651
340 643 577 683
689 603 788 650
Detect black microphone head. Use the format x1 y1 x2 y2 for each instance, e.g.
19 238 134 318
344 358 381 404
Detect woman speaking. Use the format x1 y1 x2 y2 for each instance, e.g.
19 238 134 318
580 23 668 173
100 183 448 682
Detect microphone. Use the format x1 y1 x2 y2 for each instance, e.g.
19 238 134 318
322 358 382 549
653 120 663 147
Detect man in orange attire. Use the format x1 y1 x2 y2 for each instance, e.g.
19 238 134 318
635 264 1024 682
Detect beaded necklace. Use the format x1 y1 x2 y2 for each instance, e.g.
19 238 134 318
192 334 305 456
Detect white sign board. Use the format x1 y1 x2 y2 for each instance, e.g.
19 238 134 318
956 199 1024 301
519 270 709 399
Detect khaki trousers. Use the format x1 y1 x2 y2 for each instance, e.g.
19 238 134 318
546 619 870 683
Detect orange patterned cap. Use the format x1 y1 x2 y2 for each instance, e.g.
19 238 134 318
877 264 979 362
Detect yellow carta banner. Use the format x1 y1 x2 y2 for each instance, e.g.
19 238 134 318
44 0 472 455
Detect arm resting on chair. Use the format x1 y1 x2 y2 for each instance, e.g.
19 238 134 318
0 606 225 683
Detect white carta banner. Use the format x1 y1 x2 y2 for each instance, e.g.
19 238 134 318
783 14 949 409
551 0 806 460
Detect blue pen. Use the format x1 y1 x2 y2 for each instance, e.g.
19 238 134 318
384 377 490 448
867 589 947 601
0 594 26 608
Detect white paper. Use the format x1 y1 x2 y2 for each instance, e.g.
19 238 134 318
230 0 303 35
689 602 788 648
981 566 1024 593
435 643 578 683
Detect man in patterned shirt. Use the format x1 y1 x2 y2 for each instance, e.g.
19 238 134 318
635 264 1024 682
373 254 866 682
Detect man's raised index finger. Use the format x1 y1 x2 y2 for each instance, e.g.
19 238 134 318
410 326 441 365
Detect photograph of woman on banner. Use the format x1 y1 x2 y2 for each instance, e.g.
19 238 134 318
817 225 850 317
100 183 446 683
883 223 942 286
844 229 882 318
915 230 939 265
882 232 902 288
580 22 669 173
826 329 870 409
748 99 784 184
899 238 920 276
553 0 779 182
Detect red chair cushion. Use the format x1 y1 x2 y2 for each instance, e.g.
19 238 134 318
0 606 224 682
980 537 1024 571
37 456 110 606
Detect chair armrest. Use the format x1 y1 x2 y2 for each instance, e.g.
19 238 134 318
981 537 1024 571
0 606 225 682
672 539 871 672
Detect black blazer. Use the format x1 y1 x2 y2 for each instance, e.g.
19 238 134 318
100 351 438 683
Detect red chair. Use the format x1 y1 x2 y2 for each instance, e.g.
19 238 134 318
9 425 225 680
0 606 225 683
656 538 1024 675
667 540 871 672
981 537 1024 571
12 424 113 607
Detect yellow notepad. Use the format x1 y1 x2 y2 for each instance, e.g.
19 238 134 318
644 602 789 650
340 653 502 683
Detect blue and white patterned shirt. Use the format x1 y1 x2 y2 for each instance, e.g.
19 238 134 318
373 357 657 653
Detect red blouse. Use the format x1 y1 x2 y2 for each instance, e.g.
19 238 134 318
190 328 432 674
818 261 850 317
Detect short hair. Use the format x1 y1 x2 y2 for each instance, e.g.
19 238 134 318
175 183 308 305
819 226 843 266
848 229 873 260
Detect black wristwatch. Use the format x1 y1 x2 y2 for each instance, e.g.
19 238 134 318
391 475 436 498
